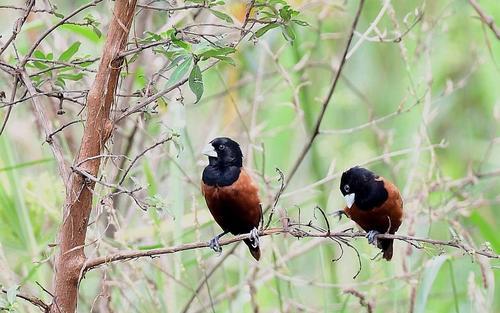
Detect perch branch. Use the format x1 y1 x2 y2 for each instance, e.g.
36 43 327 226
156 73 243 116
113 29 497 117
83 226 499 274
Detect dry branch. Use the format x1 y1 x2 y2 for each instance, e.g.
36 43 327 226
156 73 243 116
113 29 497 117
83 226 499 274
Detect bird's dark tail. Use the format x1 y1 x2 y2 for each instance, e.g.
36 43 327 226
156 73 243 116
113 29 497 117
379 239 394 261
244 239 261 261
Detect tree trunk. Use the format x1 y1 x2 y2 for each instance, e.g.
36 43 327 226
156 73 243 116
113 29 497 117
49 1 137 312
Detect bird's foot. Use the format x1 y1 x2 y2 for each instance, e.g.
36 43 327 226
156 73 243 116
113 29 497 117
209 234 224 254
366 230 380 245
249 227 260 248
209 236 222 254
329 210 347 222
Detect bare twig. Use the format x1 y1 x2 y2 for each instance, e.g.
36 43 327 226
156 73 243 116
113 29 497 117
19 70 71 187
46 119 84 144
179 245 238 313
285 0 365 187
118 135 175 185
136 3 208 12
468 0 500 40
264 168 286 229
1 288 49 312
0 0 35 56
344 288 374 313
0 77 19 136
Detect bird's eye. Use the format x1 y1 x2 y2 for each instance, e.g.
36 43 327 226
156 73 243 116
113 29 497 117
344 184 350 193
218 144 225 151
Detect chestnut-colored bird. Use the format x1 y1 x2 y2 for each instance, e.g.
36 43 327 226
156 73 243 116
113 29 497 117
339 167 403 260
201 137 262 260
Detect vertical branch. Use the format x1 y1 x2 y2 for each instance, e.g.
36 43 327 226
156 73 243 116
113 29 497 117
50 1 137 312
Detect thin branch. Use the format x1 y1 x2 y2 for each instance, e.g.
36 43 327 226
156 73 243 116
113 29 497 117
0 77 19 136
115 60 218 122
0 5 54 14
46 119 84 144
118 135 175 185
0 0 35 56
320 94 423 135
180 245 238 313
118 38 171 58
285 0 365 187
468 0 500 40
1 288 48 312
83 226 499 273
344 289 373 313
136 3 208 12
19 70 70 187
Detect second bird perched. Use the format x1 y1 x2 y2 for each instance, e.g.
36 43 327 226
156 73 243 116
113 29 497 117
201 137 262 260
339 166 403 261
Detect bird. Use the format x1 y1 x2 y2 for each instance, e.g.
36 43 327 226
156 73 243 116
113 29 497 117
338 166 403 261
201 137 262 260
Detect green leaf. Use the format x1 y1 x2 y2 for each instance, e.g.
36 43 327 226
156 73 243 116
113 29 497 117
414 255 449 313
59 42 81 62
32 61 48 70
209 9 233 23
58 73 84 81
292 19 309 26
213 55 235 66
169 31 191 50
33 50 45 59
60 24 100 43
281 25 296 42
188 64 203 103
91 25 102 38
165 55 187 71
146 31 162 42
54 12 64 19
255 23 280 38
78 60 94 68
55 77 66 88
199 47 236 59
279 6 292 21
167 56 193 87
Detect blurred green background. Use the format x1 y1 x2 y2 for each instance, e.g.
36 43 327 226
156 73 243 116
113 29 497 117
0 0 499 312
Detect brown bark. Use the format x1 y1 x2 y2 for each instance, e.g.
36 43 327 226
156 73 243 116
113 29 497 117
49 1 137 312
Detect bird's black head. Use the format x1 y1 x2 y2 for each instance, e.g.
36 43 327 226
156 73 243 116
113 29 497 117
340 166 388 210
203 137 243 168
202 137 243 187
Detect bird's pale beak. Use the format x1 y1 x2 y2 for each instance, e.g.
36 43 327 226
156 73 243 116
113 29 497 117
344 193 355 208
202 144 217 158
